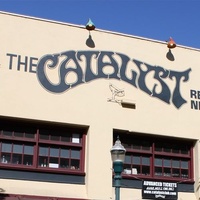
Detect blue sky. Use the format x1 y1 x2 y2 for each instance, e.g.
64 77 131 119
1 0 200 49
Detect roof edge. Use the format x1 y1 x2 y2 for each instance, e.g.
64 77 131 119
0 10 200 52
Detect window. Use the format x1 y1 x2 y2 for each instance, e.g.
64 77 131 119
114 130 194 181
0 119 87 174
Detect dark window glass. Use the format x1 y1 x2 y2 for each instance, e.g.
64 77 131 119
2 143 12 152
3 131 12 137
24 145 34 155
155 158 162 166
61 135 70 142
40 134 49 140
14 131 24 137
181 160 188 169
114 131 193 181
0 119 86 174
13 144 23 154
25 132 35 139
50 147 59 157
142 142 151 151
163 145 171 153
50 135 60 141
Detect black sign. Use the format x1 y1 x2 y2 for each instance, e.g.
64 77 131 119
142 181 178 199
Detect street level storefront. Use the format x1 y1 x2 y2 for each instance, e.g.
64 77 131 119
0 194 87 200
0 11 200 200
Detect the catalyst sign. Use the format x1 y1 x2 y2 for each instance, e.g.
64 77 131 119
142 181 178 199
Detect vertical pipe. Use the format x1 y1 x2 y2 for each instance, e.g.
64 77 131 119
113 161 123 200
115 186 120 200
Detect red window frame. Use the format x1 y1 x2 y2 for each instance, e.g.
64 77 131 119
114 130 194 182
0 119 86 175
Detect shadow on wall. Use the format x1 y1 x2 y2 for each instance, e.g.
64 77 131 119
86 32 95 48
166 49 175 61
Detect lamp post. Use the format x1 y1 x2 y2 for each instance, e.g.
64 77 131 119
110 137 126 200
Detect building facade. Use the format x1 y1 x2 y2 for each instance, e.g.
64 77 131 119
0 11 200 200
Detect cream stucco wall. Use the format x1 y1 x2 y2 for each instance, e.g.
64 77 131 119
0 11 200 200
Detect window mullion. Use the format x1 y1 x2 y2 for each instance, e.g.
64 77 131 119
80 133 85 171
34 129 39 168
69 149 72 169
48 146 50 167
152 142 155 177
191 146 193 179
11 143 14 164
22 144 24 165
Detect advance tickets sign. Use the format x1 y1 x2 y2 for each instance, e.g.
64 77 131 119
142 181 178 199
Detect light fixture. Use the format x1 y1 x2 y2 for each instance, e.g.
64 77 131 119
110 137 126 200
167 37 176 49
86 18 95 31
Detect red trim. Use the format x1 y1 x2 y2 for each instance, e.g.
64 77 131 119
115 131 194 182
0 120 87 175
190 145 194 179
0 161 86 176
80 134 86 171
0 194 88 200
